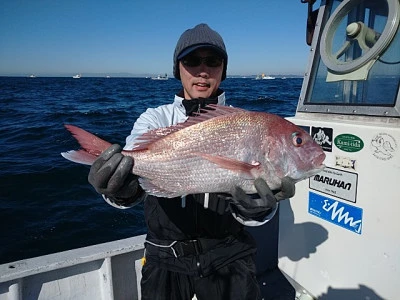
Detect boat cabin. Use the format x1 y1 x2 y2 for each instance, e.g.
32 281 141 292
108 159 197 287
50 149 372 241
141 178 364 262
279 0 400 299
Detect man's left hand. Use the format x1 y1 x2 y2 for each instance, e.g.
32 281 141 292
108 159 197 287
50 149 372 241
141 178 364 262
229 177 296 221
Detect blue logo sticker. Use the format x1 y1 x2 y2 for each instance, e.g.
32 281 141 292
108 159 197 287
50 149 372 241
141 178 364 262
308 192 363 234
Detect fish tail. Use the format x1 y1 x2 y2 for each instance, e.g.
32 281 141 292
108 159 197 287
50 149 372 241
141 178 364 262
61 124 112 165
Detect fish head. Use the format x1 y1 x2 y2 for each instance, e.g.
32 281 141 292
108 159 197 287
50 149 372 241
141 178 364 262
262 118 326 183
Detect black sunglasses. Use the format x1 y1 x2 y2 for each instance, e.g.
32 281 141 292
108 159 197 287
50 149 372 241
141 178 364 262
181 55 223 68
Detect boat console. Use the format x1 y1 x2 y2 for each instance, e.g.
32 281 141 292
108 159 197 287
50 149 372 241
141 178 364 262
279 0 400 299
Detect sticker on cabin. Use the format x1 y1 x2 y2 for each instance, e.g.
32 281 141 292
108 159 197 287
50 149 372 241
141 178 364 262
310 167 358 203
335 155 356 171
334 134 364 153
308 192 362 234
370 133 397 161
311 127 333 152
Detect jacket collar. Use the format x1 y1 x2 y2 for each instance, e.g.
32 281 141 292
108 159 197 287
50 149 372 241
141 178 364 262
173 89 226 115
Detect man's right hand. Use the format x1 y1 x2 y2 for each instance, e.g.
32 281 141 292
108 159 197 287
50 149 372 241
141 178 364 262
88 144 138 199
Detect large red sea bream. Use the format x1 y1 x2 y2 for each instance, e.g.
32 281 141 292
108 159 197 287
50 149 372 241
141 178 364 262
62 105 325 197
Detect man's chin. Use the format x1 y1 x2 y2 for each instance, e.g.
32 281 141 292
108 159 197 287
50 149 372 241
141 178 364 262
190 91 212 99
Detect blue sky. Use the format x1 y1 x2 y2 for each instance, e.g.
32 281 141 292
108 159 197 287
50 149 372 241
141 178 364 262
0 1 314 77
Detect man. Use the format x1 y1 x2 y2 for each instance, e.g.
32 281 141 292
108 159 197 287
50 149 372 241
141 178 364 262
88 23 295 300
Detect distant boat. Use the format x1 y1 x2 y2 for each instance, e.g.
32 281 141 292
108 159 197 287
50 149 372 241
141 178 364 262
255 73 275 80
29 74 36 78
72 74 81 79
151 73 168 80
105 75 111 78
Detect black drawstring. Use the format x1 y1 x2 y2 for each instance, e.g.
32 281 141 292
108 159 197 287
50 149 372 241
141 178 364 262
182 97 219 116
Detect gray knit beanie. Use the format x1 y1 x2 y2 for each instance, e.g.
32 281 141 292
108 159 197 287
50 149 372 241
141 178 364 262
173 23 228 81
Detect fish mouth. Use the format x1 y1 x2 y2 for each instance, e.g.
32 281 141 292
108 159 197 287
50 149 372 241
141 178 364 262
296 165 325 182
314 152 326 167
291 152 326 182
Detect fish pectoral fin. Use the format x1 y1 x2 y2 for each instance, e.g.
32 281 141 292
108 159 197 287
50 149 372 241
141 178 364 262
195 152 261 179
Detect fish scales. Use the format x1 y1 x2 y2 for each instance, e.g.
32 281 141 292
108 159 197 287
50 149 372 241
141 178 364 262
124 112 289 196
62 105 326 198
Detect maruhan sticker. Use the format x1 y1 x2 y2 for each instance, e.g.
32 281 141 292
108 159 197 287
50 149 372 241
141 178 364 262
308 192 362 234
310 167 358 203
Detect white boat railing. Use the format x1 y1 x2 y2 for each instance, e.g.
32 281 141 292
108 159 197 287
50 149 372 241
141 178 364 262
0 235 146 300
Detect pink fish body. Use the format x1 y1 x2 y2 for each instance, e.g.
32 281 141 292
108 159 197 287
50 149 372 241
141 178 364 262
62 105 325 197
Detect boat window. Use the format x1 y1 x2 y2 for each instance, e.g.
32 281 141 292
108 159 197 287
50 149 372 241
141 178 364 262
298 0 400 117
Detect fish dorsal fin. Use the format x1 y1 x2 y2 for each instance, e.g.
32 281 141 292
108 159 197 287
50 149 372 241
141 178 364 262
132 105 246 151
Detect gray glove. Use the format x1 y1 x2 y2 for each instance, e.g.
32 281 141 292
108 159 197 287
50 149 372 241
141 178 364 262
229 177 296 221
88 144 140 200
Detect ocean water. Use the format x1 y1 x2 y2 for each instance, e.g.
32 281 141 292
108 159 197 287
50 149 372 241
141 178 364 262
0 76 302 264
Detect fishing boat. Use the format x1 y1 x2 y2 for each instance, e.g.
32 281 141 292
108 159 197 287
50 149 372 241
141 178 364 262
1 0 399 299
72 74 81 79
255 73 275 80
151 73 168 80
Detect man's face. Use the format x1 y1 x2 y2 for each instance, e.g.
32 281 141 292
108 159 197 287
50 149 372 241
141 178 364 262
179 48 224 99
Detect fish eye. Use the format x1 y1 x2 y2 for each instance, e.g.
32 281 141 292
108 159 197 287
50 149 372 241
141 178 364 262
292 132 303 147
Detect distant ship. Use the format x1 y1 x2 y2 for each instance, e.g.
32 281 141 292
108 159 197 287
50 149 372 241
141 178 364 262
72 74 81 79
151 73 168 80
255 73 275 80
29 74 36 78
